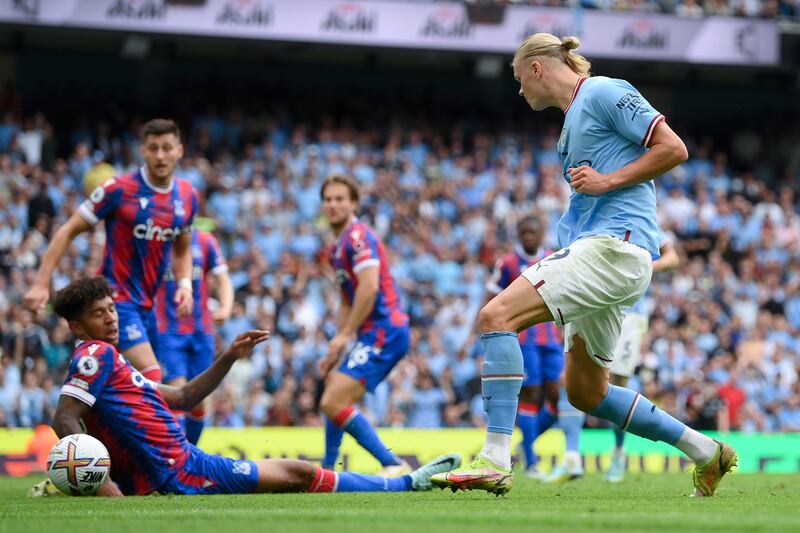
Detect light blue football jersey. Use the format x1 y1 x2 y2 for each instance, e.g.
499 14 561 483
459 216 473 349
556 76 665 259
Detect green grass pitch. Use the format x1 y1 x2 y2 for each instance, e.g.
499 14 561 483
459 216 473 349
2 473 799 533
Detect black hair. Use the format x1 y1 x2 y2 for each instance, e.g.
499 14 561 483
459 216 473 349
53 277 113 321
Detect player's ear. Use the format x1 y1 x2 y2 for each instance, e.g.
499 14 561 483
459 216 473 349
67 319 85 339
176 141 184 160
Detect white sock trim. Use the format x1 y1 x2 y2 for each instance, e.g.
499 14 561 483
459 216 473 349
479 431 512 470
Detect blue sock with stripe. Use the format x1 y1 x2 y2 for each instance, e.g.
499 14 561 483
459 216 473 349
479 332 524 469
589 385 684 445
309 468 412 492
336 472 412 492
334 406 401 467
323 418 344 469
537 401 558 435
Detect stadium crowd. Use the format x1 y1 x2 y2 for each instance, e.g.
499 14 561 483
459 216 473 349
0 104 799 436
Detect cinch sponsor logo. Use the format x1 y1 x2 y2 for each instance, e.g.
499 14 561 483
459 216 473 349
320 2 376 34
419 8 471 39
518 16 573 41
217 0 273 27
616 20 669 50
163 265 203 281
107 0 166 21
133 219 182 242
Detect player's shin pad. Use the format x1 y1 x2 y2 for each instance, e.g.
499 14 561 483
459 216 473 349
480 332 524 435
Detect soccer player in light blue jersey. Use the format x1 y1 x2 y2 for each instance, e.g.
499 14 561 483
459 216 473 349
432 33 736 497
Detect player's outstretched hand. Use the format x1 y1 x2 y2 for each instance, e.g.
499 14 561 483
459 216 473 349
96 480 123 497
569 165 614 195
24 284 49 312
212 307 231 325
223 330 271 361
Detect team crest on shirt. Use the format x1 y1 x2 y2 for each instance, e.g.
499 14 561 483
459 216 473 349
232 461 252 476
174 200 185 217
139 197 149 209
77 355 99 377
126 323 142 341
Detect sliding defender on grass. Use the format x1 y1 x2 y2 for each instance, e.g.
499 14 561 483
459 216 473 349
41 276 458 497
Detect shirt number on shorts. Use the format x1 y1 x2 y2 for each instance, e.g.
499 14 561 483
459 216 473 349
347 343 376 369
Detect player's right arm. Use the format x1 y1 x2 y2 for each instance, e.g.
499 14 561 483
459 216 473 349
52 344 124 497
158 329 269 410
26 179 122 312
24 213 92 311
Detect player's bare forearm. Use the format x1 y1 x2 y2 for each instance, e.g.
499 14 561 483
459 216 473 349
653 242 679 273
172 232 193 281
161 330 269 410
51 396 91 438
342 267 379 336
607 122 688 190
336 301 351 333
160 356 235 411
33 214 90 287
216 271 235 318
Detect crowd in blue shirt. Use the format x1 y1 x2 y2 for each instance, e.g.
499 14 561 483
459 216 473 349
0 106 798 434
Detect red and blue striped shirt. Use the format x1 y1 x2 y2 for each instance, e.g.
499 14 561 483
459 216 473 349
79 167 198 311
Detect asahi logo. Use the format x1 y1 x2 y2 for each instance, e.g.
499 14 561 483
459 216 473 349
518 15 573 42
735 24 757 60
107 0 166 20
217 0 273 27
12 0 39 17
419 8 471 39
617 20 668 50
321 2 376 34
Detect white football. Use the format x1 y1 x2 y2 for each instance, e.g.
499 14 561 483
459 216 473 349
47 434 111 496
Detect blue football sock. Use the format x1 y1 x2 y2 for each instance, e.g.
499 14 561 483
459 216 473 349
185 415 204 446
613 426 626 450
561 411 585 453
517 403 539 468
335 472 412 492
337 407 401 467
590 385 684 445
537 401 558 435
323 418 345 469
481 332 524 436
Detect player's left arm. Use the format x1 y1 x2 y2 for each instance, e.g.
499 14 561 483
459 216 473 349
571 82 688 195
158 330 270 410
206 233 234 325
172 231 194 317
571 121 687 195
652 240 679 273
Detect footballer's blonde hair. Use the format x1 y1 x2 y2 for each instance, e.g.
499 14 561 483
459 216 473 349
514 33 591 77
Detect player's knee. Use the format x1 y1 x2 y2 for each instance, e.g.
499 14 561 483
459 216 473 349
287 461 317 491
319 392 342 418
565 381 605 413
519 386 540 404
478 302 512 333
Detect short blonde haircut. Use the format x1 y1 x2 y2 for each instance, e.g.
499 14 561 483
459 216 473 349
514 33 591 77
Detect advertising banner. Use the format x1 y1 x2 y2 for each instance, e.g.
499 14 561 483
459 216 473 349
1 426 798 476
0 0 779 66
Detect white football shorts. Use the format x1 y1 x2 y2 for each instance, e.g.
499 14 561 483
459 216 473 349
609 311 648 378
521 235 652 368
